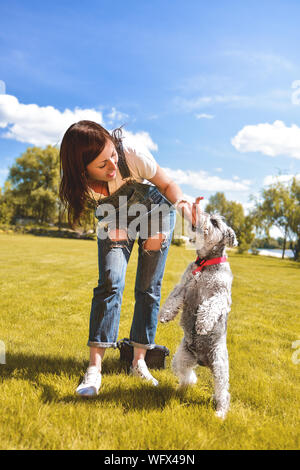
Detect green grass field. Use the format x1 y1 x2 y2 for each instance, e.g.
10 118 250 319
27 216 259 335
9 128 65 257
0 234 299 450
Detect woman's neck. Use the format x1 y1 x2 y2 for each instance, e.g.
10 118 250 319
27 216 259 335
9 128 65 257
88 179 109 196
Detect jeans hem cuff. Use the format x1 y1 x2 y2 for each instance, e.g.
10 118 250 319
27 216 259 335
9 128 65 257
128 340 156 350
87 341 117 349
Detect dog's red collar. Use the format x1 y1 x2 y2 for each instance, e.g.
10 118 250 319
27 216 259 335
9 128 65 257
192 256 228 275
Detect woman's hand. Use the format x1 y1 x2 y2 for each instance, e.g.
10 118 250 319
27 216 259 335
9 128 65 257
148 166 203 226
176 197 203 227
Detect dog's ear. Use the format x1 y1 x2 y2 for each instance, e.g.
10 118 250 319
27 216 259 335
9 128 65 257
225 227 238 247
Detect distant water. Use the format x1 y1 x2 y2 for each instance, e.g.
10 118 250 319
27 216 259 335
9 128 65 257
249 248 294 259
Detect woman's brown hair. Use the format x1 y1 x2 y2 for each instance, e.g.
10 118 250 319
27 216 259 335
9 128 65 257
59 120 122 228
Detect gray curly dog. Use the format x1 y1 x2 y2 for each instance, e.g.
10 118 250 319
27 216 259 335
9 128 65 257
159 212 238 419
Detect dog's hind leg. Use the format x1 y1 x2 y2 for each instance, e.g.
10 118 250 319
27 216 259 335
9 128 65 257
172 340 198 387
209 339 230 419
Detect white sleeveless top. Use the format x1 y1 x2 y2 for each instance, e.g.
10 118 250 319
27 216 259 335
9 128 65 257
88 136 158 201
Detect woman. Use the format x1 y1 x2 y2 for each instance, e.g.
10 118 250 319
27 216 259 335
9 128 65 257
59 120 200 396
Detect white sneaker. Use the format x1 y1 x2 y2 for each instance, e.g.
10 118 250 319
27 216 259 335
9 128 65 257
76 366 102 397
130 359 159 386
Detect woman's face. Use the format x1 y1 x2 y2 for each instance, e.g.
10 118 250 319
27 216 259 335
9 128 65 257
86 139 119 182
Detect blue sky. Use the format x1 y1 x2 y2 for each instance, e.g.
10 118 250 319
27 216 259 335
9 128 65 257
1 0 300 217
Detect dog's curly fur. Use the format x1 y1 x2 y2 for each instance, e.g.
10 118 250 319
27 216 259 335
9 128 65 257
159 212 238 419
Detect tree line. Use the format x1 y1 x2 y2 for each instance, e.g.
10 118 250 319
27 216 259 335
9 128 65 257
0 145 299 260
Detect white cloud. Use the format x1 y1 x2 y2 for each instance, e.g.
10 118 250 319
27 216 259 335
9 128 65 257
292 80 300 105
147 114 159 120
241 200 256 215
175 88 293 114
269 226 285 239
175 74 235 94
0 168 9 176
195 113 214 119
0 168 9 187
224 50 295 72
263 173 300 186
106 107 129 124
182 192 196 203
122 129 158 159
0 94 156 158
162 167 251 192
0 94 105 146
174 94 242 112
231 120 300 159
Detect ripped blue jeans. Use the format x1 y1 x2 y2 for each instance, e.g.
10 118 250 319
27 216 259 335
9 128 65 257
88 181 176 350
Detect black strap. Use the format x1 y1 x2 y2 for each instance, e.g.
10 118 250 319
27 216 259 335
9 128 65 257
195 256 206 267
116 141 131 179
117 338 169 356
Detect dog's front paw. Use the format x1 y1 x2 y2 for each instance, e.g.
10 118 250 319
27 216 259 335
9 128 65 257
158 308 175 323
158 309 172 323
159 317 169 324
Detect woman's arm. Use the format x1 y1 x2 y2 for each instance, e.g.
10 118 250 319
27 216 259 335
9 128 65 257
149 165 183 204
149 165 202 226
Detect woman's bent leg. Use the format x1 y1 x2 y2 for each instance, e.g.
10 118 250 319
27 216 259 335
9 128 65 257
76 232 134 397
128 206 175 387
130 210 176 349
88 232 134 349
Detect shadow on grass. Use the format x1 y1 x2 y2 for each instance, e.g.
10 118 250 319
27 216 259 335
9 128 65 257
1 352 212 412
59 383 212 413
1 352 87 377
1 352 126 382
60 384 177 412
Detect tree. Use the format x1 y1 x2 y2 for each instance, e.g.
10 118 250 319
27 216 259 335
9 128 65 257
205 192 228 217
8 146 60 224
0 181 15 224
252 177 300 260
205 192 255 253
289 178 300 260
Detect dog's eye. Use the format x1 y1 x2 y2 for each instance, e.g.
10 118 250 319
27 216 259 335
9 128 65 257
211 219 218 228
